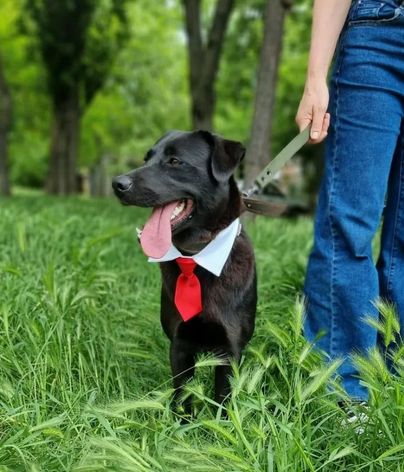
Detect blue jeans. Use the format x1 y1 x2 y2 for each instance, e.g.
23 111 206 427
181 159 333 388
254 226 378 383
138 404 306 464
304 0 404 401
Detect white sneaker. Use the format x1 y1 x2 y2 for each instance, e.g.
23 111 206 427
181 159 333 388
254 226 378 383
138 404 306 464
339 401 369 435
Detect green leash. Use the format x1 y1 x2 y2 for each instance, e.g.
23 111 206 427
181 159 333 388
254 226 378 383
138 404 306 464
242 125 311 216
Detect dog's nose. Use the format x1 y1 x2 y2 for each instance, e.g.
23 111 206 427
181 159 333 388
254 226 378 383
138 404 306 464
112 175 132 193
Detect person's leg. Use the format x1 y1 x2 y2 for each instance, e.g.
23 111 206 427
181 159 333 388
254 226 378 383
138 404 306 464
304 19 404 400
377 127 404 340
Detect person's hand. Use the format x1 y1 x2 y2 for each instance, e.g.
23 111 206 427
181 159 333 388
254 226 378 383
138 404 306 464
295 78 330 144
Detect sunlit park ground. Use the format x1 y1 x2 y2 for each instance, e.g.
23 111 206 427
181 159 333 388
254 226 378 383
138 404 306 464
0 193 403 471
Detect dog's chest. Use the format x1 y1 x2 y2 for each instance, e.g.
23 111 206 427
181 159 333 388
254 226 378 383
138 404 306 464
176 317 229 349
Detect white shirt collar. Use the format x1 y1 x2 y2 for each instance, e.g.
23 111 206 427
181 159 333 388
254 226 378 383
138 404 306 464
148 218 241 277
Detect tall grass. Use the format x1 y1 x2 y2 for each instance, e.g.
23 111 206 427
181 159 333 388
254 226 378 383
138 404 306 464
0 196 403 471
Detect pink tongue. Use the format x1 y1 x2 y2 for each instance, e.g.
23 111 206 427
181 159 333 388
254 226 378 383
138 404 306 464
140 201 180 258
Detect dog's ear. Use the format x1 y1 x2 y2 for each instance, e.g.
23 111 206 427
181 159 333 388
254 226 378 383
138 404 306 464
197 130 246 182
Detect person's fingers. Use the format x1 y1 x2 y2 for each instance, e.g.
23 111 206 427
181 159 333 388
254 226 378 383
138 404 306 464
320 112 330 141
314 112 330 143
295 100 313 132
310 106 327 141
296 78 329 142
296 81 329 143
296 116 312 132
323 112 330 132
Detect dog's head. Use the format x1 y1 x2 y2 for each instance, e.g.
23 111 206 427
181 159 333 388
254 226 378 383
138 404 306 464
112 130 245 257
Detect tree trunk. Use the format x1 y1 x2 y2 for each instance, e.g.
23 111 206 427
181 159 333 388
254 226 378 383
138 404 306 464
244 0 293 189
183 0 234 131
46 91 80 195
0 54 12 196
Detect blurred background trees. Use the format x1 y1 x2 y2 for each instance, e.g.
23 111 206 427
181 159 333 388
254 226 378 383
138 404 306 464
27 0 128 194
0 0 320 203
0 52 11 195
244 0 294 188
183 0 234 130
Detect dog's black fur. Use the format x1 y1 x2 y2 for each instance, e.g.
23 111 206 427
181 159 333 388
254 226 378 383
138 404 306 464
113 130 257 411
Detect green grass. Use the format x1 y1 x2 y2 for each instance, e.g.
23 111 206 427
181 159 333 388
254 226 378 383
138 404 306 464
0 195 403 471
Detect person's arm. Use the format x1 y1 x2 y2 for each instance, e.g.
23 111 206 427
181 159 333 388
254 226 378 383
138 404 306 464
296 0 351 143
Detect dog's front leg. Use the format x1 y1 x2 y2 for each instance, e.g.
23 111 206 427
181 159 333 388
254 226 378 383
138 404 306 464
170 340 196 416
214 364 233 404
214 346 241 405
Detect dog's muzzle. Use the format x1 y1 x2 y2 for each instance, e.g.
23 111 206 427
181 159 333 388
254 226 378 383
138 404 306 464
112 175 132 196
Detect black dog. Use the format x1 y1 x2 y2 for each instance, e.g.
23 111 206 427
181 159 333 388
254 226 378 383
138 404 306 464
113 130 257 412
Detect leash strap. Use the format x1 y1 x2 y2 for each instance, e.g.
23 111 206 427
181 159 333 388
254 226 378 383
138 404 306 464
253 125 310 192
242 125 311 216
242 196 289 217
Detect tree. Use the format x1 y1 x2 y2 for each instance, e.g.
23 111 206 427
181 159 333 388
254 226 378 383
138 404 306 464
182 0 234 131
80 0 189 195
28 0 128 194
244 0 294 189
0 52 11 196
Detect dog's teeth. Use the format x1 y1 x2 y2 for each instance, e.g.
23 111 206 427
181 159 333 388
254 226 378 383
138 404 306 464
171 202 185 219
176 202 185 212
136 227 142 237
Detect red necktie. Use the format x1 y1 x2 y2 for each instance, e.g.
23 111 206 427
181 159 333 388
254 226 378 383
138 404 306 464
175 257 202 321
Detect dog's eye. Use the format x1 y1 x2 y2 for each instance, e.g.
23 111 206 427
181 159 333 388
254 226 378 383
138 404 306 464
167 157 181 166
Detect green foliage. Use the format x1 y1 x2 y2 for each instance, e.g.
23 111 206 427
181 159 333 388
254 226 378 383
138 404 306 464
215 0 266 141
0 197 404 470
82 0 129 105
0 0 50 187
1 0 314 188
27 0 94 102
216 0 312 152
273 0 312 152
9 131 48 187
1 0 189 184
80 0 189 169
26 0 128 106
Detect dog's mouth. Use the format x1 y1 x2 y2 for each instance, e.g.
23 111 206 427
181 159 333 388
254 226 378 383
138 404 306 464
169 199 194 228
138 199 194 258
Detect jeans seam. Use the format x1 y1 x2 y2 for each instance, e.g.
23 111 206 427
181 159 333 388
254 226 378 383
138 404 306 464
328 76 341 360
386 134 404 297
328 29 349 360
